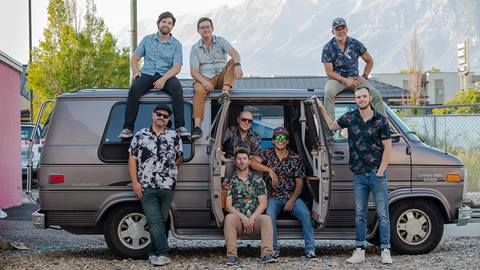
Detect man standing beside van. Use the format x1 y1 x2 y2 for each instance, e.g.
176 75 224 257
128 104 183 266
314 87 393 264
251 127 316 259
119 11 190 140
223 145 276 265
321 17 385 120
190 17 243 139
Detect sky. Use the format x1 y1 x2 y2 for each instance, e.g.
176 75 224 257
0 0 244 64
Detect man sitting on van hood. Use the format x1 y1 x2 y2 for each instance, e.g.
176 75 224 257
250 127 316 259
222 145 276 266
314 87 393 264
128 104 183 267
119 11 190 140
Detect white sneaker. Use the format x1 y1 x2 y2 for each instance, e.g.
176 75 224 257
149 255 171 266
346 248 365 264
381 249 393 264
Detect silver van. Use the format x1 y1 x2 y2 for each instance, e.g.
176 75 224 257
29 86 475 258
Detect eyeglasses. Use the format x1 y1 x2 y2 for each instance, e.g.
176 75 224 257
154 112 170 119
274 135 287 141
240 118 253 124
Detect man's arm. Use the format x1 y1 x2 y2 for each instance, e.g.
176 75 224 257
377 139 392 177
355 51 374 84
128 154 143 198
175 155 184 166
225 195 249 221
324 62 356 88
314 97 342 131
153 63 182 90
191 66 214 92
250 195 267 219
250 158 279 187
131 54 142 79
284 178 303 211
227 47 243 80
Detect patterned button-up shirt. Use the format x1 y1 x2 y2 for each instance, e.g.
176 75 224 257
128 127 183 189
135 33 183 76
223 172 267 217
259 148 306 200
337 109 391 175
190 35 233 78
222 126 261 158
321 36 367 77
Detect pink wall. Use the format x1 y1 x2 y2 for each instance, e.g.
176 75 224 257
0 61 22 209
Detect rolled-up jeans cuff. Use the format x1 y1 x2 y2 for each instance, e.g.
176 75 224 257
355 241 366 248
380 244 391 250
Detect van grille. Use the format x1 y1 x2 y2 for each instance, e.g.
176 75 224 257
46 210 98 226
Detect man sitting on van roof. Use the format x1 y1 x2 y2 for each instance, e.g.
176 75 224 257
118 11 190 140
222 145 276 266
251 127 316 259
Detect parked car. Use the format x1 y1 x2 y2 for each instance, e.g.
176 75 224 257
30 88 474 259
21 123 43 179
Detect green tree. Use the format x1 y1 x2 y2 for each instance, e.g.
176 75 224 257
28 0 129 119
432 87 480 114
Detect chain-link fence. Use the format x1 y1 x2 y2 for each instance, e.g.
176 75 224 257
392 104 480 192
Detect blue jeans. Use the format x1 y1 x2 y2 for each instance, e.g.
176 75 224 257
140 187 174 256
353 171 390 249
266 197 315 253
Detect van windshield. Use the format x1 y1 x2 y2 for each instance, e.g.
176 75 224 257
385 106 421 142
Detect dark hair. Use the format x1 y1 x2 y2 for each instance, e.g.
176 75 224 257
354 86 371 94
197 17 213 30
157 11 176 26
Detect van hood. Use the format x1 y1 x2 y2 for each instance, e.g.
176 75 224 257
412 142 464 166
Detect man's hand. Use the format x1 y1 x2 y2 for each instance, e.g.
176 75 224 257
313 96 324 110
269 169 279 188
153 77 166 90
133 182 144 199
133 72 141 80
234 66 243 80
284 199 295 212
241 216 255 234
201 80 215 93
354 76 366 85
376 169 385 177
343 77 358 88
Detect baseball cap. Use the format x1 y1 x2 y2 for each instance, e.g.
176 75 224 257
332 17 347 28
153 104 172 116
272 127 289 138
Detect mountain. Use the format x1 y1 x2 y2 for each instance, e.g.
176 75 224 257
116 0 480 76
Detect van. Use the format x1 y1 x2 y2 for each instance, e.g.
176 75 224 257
29 85 475 259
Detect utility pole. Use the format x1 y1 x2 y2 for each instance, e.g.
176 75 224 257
130 0 137 81
28 0 33 122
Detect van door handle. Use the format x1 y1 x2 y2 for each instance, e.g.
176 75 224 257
331 151 345 160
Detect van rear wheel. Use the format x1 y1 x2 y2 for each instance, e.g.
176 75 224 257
104 204 151 259
390 200 443 255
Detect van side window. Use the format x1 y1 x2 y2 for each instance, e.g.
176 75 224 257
332 103 357 143
99 102 193 162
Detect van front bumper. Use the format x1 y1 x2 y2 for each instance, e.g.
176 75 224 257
457 205 480 226
32 209 46 229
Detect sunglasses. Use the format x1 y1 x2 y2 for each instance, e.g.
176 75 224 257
274 135 287 141
240 118 253 124
154 112 170 119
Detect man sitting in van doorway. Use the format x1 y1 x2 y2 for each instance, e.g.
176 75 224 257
314 87 393 264
128 104 183 266
251 127 316 259
223 110 261 159
321 17 386 121
118 11 190 140
222 145 277 266
190 17 243 139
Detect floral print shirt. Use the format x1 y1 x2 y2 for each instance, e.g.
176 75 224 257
222 126 261 158
223 172 267 217
259 148 306 200
321 36 367 77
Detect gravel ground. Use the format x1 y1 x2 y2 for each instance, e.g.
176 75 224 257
1 219 479 270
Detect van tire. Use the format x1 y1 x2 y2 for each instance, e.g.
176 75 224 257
390 200 444 255
104 204 151 259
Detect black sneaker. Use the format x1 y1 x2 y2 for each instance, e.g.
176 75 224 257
305 251 316 259
226 256 239 266
118 128 133 139
191 127 203 139
218 90 230 104
261 254 277 264
175 126 191 138
273 251 280 259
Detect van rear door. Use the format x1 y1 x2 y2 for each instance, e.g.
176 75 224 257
303 97 331 228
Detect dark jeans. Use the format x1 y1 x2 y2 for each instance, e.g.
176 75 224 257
140 187 174 256
123 73 185 131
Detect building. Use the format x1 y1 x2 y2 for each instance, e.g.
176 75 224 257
20 65 31 122
180 76 409 105
0 50 23 209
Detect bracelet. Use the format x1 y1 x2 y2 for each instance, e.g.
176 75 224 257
362 74 368 80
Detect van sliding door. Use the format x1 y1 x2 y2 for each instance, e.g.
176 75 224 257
303 98 331 228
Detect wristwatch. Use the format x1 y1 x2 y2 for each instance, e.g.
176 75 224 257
362 73 369 80
234 62 241 67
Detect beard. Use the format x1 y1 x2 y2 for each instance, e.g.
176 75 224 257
358 103 371 111
159 27 171 35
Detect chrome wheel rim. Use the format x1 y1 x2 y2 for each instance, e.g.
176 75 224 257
118 212 150 250
396 208 431 246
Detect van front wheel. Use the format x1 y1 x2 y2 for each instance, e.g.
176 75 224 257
104 205 151 259
390 200 443 255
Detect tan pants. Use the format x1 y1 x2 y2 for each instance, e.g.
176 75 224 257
324 78 386 120
223 213 274 257
193 59 237 119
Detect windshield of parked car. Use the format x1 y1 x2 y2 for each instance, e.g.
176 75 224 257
385 106 421 142
21 126 40 142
